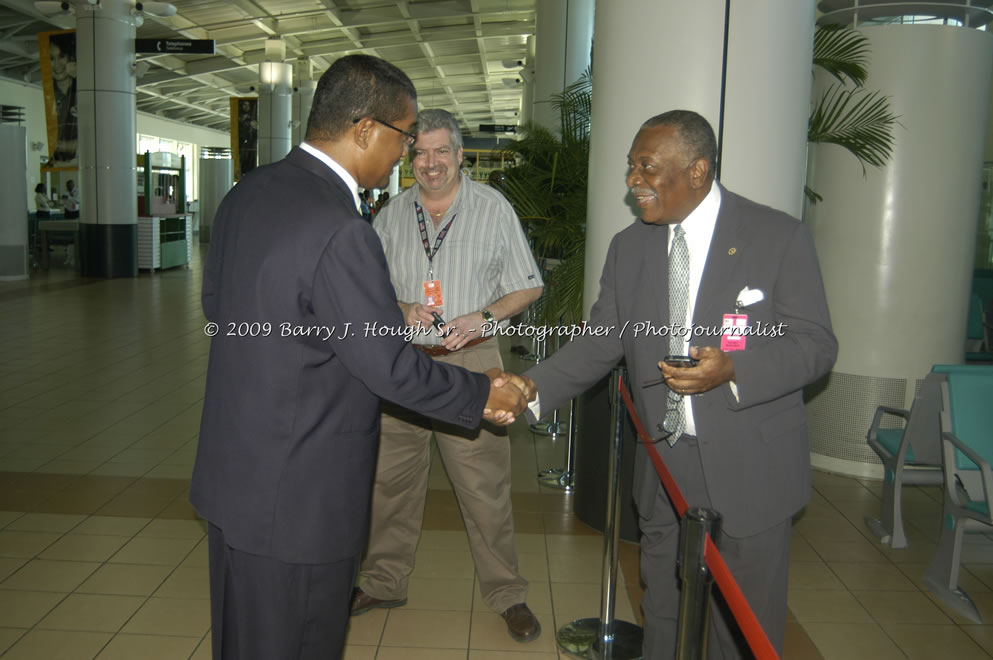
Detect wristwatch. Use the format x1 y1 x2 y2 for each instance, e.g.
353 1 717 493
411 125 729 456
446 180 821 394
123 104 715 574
480 308 495 324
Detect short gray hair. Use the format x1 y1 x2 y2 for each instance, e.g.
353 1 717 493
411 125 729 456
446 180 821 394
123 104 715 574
411 108 463 157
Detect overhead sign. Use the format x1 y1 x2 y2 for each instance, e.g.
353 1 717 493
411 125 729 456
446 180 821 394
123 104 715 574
135 39 215 54
479 124 517 134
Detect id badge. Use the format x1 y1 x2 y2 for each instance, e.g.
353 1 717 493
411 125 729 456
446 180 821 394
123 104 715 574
721 313 748 351
423 280 444 307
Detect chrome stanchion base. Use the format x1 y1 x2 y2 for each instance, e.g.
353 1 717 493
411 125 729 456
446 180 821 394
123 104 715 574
537 468 574 491
557 617 599 657
590 621 644 660
530 420 564 437
556 618 643 659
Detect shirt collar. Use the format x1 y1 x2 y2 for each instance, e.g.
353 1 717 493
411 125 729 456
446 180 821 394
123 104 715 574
675 180 721 241
299 142 362 213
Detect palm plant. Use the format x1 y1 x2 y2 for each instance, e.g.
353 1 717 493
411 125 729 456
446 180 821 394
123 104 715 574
807 24 899 203
501 67 591 325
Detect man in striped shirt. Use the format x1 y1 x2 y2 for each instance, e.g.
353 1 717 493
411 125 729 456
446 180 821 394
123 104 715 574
353 108 544 642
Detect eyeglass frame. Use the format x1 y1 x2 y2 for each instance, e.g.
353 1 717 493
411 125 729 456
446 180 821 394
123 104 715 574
353 117 416 146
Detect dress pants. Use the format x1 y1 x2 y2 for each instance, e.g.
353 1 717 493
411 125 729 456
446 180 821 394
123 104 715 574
207 524 358 660
359 339 528 613
638 436 792 660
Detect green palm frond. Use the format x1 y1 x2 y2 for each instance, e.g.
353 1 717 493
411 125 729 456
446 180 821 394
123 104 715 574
500 70 592 324
813 24 869 86
808 83 899 175
806 25 898 203
542 246 586 324
803 185 824 205
554 65 593 145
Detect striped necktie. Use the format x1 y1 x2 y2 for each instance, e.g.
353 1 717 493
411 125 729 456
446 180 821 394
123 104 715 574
663 224 688 445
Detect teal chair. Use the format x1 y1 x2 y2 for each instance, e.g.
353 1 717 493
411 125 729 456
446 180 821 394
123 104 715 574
865 372 944 548
923 371 993 623
865 365 988 548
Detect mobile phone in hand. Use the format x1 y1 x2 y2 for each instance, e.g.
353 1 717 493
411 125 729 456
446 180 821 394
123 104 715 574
663 355 699 368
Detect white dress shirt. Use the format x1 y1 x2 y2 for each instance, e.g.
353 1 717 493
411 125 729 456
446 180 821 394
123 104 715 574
668 181 721 436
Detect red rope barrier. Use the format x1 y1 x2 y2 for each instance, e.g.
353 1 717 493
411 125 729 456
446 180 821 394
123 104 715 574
618 375 780 660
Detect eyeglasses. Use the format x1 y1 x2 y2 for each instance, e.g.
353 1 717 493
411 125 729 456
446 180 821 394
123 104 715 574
354 117 416 146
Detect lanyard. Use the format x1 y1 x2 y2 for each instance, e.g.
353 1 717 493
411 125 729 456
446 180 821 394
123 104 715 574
415 202 457 280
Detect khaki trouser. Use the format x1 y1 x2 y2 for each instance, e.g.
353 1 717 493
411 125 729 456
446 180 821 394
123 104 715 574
358 339 528 613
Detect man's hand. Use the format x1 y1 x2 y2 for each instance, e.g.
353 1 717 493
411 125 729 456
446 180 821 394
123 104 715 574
441 312 486 351
399 302 443 330
659 346 735 396
482 368 529 424
501 372 537 403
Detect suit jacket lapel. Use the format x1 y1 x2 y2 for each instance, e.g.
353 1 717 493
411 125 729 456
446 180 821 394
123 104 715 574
693 185 740 327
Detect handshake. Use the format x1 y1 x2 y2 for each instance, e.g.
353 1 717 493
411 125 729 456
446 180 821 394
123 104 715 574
482 369 537 425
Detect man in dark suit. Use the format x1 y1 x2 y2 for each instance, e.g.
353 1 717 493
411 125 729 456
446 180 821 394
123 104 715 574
522 110 837 659
191 55 529 660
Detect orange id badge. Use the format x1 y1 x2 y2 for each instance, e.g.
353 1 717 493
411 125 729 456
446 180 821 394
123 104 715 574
423 280 444 307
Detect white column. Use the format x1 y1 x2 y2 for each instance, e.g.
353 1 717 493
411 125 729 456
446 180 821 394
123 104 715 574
76 0 138 277
388 165 400 196
584 0 815 316
258 61 292 165
532 0 594 132
805 24 993 476
520 36 536 126
0 124 28 280
292 58 315 146
198 156 233 244
292 80 316 147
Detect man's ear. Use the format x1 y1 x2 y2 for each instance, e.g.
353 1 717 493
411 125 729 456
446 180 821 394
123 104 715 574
353 118 374 150
688 157 710 190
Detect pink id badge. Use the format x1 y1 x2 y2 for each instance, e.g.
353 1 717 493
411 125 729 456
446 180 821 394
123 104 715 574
721 314 748 351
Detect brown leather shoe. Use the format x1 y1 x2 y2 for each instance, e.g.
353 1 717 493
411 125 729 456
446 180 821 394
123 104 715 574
350 588 407 616
500 602 541 641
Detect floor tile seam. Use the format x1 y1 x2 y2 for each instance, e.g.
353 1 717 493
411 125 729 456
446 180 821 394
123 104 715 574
870 615 965 658
822 558 921 593
14 586 76 646
848 586 955 630
185 629 211 660
0 627 30 658
0 513 27 531
876 619 993 658
29 516 148 584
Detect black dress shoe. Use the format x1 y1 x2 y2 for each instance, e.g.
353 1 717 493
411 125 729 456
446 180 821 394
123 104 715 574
350 588 407 616
501 602 541 641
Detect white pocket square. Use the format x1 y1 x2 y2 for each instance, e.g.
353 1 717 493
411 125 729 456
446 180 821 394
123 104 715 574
736 287 764 308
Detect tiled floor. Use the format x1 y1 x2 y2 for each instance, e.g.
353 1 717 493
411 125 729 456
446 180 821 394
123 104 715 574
1 246 993 658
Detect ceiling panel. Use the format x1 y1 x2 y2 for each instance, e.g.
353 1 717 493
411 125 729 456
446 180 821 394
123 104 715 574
0 0 535 134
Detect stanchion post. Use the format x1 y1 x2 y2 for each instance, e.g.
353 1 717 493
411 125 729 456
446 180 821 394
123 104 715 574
563 397 576 481
537 395 575 490
531 317 564 438
675 507 722 660
596 368 624 658
556 367 642 659
591 367 643 660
